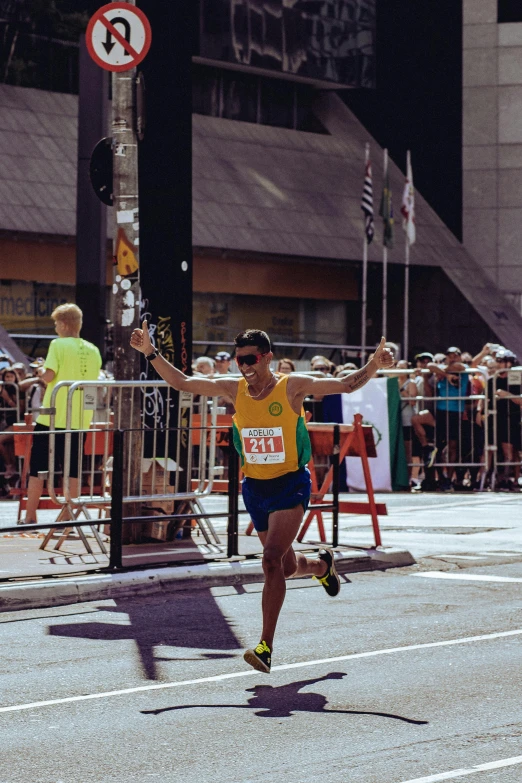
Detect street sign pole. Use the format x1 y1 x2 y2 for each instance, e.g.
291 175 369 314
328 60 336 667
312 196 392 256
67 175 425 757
111 54 140 382
110 6 143 542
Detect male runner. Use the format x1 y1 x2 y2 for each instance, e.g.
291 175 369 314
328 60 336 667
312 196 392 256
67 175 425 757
130 325 394 673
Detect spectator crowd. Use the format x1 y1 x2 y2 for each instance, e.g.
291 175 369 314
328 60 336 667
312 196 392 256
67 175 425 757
1 338 521 498
193 341 522 493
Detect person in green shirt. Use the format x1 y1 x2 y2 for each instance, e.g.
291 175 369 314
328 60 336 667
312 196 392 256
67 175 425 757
24 304 102 524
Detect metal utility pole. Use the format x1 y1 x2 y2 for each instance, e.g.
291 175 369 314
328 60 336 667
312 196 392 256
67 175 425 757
85 0 153 544
111 52 141 380
109 1 143 539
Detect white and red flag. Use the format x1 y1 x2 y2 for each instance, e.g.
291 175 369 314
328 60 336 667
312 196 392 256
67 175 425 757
401 151 416 246
360 157 375 245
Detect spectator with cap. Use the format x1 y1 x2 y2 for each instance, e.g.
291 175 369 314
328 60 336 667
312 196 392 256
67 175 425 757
411 352 437 476
428 346 468 491
490 348 521 491
214 351 232 375
471 342 503 370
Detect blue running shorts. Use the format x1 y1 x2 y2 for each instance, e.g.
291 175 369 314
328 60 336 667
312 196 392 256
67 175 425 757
242 467 312 533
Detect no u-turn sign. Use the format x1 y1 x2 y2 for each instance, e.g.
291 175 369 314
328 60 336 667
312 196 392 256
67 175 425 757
86 2 152 72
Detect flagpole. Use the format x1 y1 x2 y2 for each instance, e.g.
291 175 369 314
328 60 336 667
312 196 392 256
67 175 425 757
361 143 370 366
403 151 411 361
404 230 410 360
382 147 388 336
402 149 415 361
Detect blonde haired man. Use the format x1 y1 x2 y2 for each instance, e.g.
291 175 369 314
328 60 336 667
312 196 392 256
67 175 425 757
24 304 102 523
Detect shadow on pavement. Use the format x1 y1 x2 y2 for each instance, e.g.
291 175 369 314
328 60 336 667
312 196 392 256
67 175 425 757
141 672 429 723
47 590 242 680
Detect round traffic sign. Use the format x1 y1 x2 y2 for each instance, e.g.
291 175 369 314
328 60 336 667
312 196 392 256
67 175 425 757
86 2 151 73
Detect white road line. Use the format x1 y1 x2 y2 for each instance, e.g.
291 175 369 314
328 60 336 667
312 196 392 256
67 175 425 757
388 496 516 514
0 628 521 715
398 753 522 783
413 572 522 583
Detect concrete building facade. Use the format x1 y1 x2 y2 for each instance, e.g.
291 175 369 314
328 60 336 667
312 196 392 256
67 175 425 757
463 0 522 312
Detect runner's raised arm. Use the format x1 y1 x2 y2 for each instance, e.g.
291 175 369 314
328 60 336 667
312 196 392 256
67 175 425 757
130 320 237 401
286 337 395 409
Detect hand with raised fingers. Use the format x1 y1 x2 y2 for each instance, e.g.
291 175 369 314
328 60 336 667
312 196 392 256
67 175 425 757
371 337 395 369
130 319 153 354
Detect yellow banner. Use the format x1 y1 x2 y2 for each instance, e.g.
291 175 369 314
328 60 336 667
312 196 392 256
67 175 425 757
0 281 74 332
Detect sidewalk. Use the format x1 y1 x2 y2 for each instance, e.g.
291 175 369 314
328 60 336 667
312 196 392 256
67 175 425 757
0 497 413 612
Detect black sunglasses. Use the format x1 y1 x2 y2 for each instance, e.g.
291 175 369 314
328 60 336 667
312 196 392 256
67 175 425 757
235 352 268 367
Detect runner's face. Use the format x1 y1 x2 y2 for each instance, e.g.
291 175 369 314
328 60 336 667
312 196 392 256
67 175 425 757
235 346 272 384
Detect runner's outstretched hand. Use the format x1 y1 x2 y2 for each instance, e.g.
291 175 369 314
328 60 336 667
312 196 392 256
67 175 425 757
130 320 153 354
371 337 395 369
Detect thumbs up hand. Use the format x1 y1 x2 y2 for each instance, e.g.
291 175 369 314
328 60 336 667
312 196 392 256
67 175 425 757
130 319 153 354
371 337 395 369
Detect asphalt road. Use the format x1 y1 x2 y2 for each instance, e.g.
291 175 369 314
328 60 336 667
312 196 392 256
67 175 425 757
1 560 521 782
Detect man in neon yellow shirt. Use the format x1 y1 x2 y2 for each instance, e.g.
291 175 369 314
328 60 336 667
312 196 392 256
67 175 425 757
131 323 394 673
24 304 102 524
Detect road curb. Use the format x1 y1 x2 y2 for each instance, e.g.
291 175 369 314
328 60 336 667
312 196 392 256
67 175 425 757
0 547 415 612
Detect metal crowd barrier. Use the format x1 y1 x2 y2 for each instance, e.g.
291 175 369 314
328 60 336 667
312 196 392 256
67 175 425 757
489 366 522 490
0 380 21 483
377 367 490 489
0 378 241 562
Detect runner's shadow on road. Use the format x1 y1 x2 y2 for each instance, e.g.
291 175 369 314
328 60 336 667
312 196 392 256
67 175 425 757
46 591 241 681
141 672 429 723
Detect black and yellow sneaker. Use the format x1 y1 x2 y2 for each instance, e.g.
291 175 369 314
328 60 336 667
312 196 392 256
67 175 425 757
243 640 271 673
315 549 341 597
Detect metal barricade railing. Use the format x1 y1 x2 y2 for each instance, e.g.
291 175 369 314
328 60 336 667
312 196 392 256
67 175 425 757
42 380 225 509
0 380 21 482
12 380 228 555
377 367 489 488
489 366 522 489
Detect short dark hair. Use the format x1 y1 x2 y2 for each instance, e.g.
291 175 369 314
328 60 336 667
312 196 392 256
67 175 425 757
234 329 272 353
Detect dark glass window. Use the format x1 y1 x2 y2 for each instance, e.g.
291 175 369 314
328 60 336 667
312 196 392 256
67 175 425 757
197 0 376 88
192 65 221 116
260 79 295 129
192 64 327 133
498 1 522 22
221 70 259 123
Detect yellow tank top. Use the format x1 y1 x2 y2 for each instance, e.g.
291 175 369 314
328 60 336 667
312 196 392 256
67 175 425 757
233 374 311 479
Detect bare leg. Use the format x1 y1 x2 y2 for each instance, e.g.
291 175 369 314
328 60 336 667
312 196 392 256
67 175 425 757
257 506 326 650
412 410 435 448
24 476 44 523
404 440 413 480
0 430 16 474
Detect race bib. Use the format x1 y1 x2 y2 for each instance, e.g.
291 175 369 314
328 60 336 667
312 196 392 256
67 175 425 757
241 427 285 464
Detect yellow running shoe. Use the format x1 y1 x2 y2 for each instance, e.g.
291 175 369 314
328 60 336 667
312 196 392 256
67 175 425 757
243 640 271 673
314 549 341 597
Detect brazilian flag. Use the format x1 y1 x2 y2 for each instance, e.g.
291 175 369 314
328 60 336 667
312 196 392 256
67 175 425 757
379 172 394 249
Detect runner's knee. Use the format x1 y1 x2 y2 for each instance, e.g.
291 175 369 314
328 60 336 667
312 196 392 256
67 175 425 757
262 547 285 573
